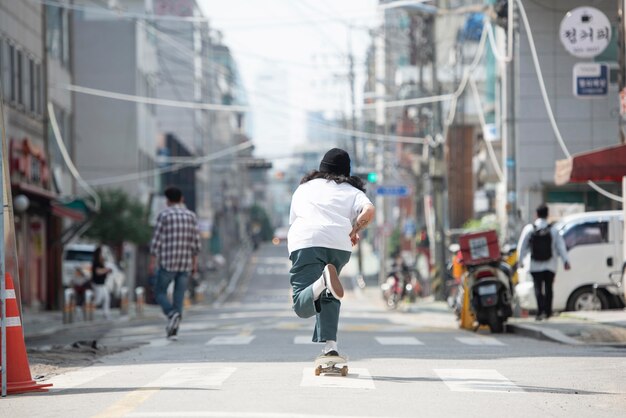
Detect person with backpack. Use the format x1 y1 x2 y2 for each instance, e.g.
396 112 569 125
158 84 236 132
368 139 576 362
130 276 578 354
517 204 570 320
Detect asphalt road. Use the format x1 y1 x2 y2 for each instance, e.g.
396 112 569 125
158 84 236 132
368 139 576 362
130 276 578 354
4 243 626 418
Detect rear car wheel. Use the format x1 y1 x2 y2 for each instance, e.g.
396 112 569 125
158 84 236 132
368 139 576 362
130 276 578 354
566 287 609 311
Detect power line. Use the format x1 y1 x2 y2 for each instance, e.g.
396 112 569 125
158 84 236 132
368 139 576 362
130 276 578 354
60 84 249 112
48 102 101 210
87 141 254 186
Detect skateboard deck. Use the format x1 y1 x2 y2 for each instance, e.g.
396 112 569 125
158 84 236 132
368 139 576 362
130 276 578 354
314 355 349 376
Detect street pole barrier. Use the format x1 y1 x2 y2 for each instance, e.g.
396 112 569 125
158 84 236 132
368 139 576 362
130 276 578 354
135 287 144 317
84 289 94 321
62 288 75 324
120 286 129 316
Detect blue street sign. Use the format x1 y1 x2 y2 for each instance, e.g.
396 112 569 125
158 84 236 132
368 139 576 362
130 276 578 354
573 63 608 97
376 185 409 196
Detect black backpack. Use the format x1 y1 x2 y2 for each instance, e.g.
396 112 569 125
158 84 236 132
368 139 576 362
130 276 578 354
530 224 552 261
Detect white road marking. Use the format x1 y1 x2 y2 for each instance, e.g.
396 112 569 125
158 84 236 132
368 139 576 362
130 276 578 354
48 367 116 391
148 366 236 388
375 336 424 345
456 336 506 346
128 412 395 418
301 368 375 389
294 335 316 344
206 335 256 345
435 369 524 393
148 339 173 347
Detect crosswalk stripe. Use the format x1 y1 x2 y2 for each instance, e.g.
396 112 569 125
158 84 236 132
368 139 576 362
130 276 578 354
301 368 375 389
49 366 116 391
375 336 424 345
294 335 316 344
149 339 173 347
206 335 256 345
149 366 236 388
127 412 396 417
456 336 506 346
93 365 237 417
435 369 524 393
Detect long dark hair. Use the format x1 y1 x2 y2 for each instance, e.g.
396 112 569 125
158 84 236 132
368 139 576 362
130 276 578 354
92 246 103 265
300 170 366 193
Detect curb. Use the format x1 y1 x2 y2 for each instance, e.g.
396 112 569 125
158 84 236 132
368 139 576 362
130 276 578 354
507 322 585 345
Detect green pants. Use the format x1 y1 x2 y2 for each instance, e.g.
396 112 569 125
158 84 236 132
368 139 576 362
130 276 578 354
289 246 351 343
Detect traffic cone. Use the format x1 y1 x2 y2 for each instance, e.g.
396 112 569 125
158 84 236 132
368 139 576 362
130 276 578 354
0 273 52 394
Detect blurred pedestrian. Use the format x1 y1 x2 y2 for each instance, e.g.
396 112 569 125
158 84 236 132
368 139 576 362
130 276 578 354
91 246 112 320
288 148 375 361
517 203 570 321
149 186 201 339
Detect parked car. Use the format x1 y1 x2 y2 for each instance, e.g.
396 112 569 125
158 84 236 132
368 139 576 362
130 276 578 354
516 211 624 312
63 243 126 301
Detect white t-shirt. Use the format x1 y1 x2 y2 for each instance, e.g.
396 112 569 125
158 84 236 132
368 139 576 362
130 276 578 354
288 178 373 254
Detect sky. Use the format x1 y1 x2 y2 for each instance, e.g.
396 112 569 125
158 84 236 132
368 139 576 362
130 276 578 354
199 0 380 159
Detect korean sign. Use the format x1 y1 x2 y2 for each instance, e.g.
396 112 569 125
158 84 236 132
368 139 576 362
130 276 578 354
573 63 608 97
560 7 611 58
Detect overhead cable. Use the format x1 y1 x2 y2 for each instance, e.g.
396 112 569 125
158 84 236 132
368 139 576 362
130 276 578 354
87 141 254 186
469 77 504 181
61 84 249 112
47 102 101 211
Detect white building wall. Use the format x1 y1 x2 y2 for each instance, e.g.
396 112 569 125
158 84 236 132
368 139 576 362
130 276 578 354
516 0 620 221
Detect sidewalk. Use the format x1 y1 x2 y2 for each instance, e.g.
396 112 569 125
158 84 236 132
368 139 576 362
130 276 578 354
507 309 626 347
353 277 626 346
22 304 163 341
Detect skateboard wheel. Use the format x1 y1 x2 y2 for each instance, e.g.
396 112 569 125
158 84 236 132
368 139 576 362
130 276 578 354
341 366 348 376
315 366 322 376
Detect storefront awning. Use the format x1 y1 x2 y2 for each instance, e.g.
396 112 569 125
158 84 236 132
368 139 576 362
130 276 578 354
554 143 626 185
51 199 91 222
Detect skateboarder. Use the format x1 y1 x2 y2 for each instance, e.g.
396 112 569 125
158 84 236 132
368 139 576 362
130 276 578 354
287 148 375 364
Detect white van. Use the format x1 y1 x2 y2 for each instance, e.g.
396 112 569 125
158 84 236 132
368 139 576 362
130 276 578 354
516 211 624 312
63 243 126 300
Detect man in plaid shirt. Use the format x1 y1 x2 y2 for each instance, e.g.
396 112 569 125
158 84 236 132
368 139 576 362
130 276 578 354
149 186 201 338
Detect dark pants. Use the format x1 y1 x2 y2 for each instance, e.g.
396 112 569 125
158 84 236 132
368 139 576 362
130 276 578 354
531 270 555 317
289 247 351 343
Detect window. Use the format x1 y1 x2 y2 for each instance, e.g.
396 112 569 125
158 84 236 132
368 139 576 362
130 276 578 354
563 221 609 250
16 49 23 105
34 63 42 115
9 44 15 101
23 55 31 111
46 5 69 67
29 59 35 112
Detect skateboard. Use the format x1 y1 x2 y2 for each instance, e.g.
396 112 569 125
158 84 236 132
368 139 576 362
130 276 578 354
314 354 349 376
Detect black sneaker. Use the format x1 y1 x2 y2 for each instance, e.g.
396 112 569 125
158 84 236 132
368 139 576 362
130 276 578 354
166 312 181 337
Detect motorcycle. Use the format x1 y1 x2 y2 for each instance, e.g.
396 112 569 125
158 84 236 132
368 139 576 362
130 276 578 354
381 261 421 309
466 261 513 333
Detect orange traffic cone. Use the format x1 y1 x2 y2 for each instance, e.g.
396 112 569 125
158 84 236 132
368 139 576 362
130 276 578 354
0 273 52 394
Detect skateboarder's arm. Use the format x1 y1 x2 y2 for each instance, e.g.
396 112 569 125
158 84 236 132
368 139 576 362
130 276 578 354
350 204 375 244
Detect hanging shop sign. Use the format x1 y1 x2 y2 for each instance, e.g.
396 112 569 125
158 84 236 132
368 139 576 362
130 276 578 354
559 7 611 58
573 63 608 97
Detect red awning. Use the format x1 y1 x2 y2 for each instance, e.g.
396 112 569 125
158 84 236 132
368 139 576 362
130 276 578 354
555 143 626 185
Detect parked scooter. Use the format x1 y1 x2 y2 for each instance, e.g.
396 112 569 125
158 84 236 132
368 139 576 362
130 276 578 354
465 262 513 333
458 230 514 333
381 256 421 309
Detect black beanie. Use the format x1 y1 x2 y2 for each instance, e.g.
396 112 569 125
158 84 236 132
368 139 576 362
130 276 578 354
319 148 351 177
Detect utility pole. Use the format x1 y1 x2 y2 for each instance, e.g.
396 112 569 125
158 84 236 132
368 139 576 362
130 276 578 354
503 2 519 240
429 0 447 300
